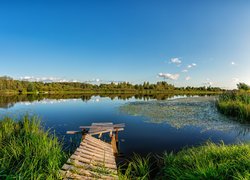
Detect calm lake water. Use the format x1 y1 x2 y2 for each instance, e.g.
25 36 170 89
0 94 250 159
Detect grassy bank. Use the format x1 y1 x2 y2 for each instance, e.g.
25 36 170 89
217 91 250 122
119 142 250 180
160 142 250 179
0 115 67 179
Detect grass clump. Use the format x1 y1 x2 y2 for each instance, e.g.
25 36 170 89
118 154 152 180
160 142 250 180
217 91 250 122
0 115 66 179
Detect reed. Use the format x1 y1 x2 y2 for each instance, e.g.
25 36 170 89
0 115 67 179
217 91 250 122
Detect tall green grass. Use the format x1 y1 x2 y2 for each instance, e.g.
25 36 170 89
0 115 67 179
118 154 152 180
159 142 250 180
217 91 250 122
118 143 250 179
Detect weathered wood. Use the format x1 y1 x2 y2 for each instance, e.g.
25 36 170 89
79 146 114 159
111 135 118 155
62 122 125 179
88 128 124 136
73 151 116 167
61 133 119 179
66 131 81 134
67 159 117 175
83 137 112 149
79 123 125 129
80 142 113 155
75 148 115 162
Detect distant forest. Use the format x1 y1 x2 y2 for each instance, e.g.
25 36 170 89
0 76 224 94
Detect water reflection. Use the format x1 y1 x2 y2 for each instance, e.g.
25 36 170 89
0 93 210 109
120 96 250 136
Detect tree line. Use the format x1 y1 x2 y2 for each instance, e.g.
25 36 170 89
0 76 224 94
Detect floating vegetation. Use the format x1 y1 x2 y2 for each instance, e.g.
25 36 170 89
120 97 250 134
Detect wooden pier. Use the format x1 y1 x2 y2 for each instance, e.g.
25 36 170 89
61 123 125 180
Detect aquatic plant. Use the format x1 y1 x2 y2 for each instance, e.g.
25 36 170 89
0 115 67 179
120 96 250 134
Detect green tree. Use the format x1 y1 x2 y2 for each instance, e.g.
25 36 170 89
237 83 250 91
27 83 36 92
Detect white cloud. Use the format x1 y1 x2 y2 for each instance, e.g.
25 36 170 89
185 76 191 81
187 63 197 69
231 62 236 65
20 76 73 83
182 69 188 73
203 78 213 86
158 73 180 80
170 58 182 65
95 78 100 82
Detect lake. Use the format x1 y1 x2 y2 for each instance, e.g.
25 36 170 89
0 94 250 159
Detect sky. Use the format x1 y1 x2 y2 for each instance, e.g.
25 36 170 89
0 0 250 89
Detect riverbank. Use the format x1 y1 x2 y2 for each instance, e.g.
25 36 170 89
217 91 250 122
119 142 250 179
0 115 67 179
0 115 249 179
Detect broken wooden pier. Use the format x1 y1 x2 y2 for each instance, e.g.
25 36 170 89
61 122 125 180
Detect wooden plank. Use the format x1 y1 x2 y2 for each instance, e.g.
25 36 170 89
62 164 118 180
88 128 124 136
74 148 115 163
88 126 124 132
85 136 112 148
92 122 113 125
84 137 112 149
67 159 117 175
75 148 115 162
62 122 124 179
111 135 118 155
70 154 117 170
79 145 114 158
66 131 81 134
80 142 113 153
73 151 116 166
79 123 125 129
80 141 113 153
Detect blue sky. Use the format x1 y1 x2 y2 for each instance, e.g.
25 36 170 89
0 0 249 89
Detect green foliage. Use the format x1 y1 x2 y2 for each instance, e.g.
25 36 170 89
119 143 250 179
27 83 36 92
237 83 250 91
118 154 151 180
0 76 224 94
0 115 67 179
217 91 250 122
159 142 250 180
